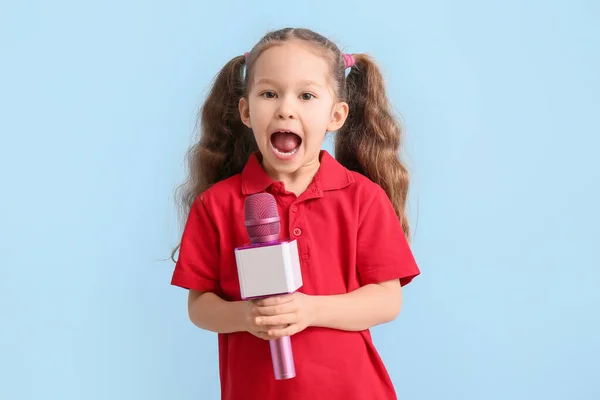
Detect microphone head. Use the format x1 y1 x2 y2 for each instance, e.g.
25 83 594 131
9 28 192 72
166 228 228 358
244 193 280 244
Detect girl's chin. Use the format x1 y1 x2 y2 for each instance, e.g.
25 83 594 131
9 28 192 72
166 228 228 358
260 149 304 176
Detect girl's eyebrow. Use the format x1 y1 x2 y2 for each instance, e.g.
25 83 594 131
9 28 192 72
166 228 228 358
255 78 278 86
255 78 324 89
299 80 324 89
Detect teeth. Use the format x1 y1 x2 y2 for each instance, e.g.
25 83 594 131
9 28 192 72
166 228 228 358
272 146 298 156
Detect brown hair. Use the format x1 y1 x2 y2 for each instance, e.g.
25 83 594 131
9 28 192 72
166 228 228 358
172 27 411 261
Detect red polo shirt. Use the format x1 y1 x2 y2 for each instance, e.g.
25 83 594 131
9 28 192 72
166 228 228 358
171 150 420 400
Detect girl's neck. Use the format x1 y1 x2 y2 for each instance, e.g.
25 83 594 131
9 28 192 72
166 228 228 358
262 158 320 197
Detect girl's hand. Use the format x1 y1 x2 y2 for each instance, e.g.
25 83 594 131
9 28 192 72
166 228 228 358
243 300 285 340
252 292 316 339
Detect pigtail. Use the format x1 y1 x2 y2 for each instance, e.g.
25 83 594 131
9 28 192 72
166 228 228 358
335 54 411 240
194 55 257 188
172 55 257 261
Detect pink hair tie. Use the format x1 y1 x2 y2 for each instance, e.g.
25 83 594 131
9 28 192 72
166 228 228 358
343 53 355 69
244 52 249 59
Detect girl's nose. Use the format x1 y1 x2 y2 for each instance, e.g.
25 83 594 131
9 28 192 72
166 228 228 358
276 97 297 119
277 111 296 119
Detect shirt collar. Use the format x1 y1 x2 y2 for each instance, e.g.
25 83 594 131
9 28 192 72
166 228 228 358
241 150 354 195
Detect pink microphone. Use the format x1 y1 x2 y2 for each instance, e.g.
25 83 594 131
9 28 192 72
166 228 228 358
234 193 303 380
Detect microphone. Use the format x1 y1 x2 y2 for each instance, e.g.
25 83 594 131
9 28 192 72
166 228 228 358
234 193 303 380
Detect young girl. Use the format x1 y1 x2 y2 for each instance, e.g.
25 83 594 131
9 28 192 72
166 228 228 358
171 27 420 400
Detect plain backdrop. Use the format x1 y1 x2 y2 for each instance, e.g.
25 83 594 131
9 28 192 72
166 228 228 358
1 1 599 399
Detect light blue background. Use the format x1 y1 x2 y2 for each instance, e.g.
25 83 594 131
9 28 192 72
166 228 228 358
1 0 598 399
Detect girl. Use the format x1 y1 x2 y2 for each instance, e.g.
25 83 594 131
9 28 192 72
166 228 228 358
171 27 420 400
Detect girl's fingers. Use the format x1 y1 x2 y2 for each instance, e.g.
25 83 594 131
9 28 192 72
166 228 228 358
256 314 296 326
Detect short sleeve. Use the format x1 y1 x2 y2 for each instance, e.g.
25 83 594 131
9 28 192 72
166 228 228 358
170 195 222 294
356 186 420 287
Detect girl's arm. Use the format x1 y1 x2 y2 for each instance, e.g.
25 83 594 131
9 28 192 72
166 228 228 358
187 290 289 340
254 279 402 337
312 279 402 331
187 290 247 333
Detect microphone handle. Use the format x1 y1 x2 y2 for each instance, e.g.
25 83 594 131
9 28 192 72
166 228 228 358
269 336 295 379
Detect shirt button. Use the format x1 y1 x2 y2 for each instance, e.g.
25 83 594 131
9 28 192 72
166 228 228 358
291 206 298 213
293 227 302 236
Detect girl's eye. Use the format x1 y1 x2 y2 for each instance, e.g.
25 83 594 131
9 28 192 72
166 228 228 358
261 91 276 99
301 93 315 101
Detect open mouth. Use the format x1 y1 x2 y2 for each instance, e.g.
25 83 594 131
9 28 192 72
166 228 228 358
270 130 302 157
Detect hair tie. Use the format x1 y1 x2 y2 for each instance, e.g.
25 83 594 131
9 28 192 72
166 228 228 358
244 52 249 59
343 53 355 69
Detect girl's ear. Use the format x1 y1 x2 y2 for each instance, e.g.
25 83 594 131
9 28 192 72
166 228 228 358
327 101 349 132
239 97 252 128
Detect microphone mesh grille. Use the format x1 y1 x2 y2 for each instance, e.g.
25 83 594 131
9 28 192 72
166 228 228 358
244 193 280 240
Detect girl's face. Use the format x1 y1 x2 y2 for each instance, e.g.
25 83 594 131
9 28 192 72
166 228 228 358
239 41 348 181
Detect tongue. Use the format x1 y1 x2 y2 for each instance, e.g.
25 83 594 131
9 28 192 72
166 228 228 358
271 132 300 152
